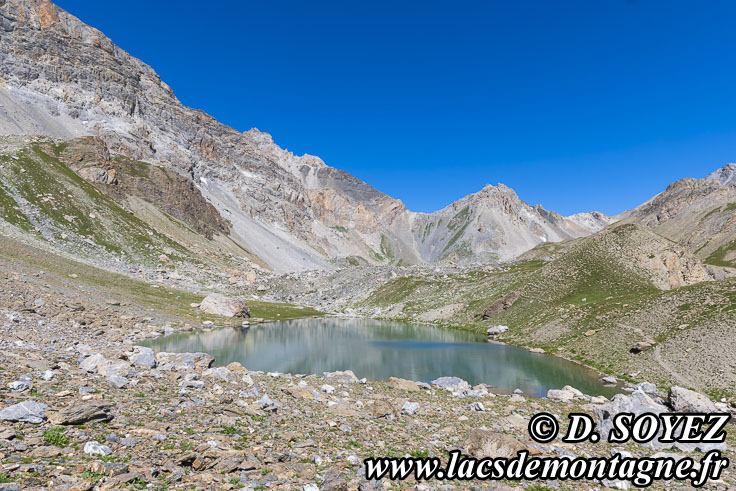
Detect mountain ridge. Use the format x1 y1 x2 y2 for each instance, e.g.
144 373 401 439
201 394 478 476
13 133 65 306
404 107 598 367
0 0 613 271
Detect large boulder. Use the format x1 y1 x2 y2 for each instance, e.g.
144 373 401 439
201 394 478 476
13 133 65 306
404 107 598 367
486 325 509 336
199 294 250 318
127 346 157 369
462 429 527 458
431 377 470 392
594 389 726 452
387 377 420 392
0 401 47 424
668 386 718 413
50 401 114 425
156 352 215 371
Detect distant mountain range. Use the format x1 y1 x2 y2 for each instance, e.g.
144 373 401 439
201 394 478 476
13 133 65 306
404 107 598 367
0 0 734 273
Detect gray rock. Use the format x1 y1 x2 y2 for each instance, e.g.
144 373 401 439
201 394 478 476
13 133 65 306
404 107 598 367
8 379 32 392
547 389 574 402
323 370 359 383
0 401 47 423
486 325 508 336
79 353 107 373
156 352 214 371
128 346 157 369
466 402 485 412
668 386 718 413
595 390 667 442
431 377 470 392
84 441 112 456
633 382 658 394
203 367 231 382
107 375 129 388
199 293 250 318
600 376 617 385
401 402 420 415
49 401 114 425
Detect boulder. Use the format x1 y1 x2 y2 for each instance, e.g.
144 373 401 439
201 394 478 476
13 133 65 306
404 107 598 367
630 340 655 353
79 353 107 373
431 377 470 392
127 346 157 369
668 386 718 413
482 292 520 320
600 376 617 386
594 390 667 442
547 389 575 402
387 377 420 392
486 325 508 336
199 294 250 318
203 367 231 382
462 429 527 458
84 441 112 456
50 401 114 425
593 389 724 451
401 402 420 415
156 352 214 371
323 370 359 384
0 401 47 424
368 400 396 419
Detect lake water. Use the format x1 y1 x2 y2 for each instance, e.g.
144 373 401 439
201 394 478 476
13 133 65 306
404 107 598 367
143 318 619 398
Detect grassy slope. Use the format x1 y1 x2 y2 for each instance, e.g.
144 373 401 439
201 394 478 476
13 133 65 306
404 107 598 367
357 226 736 398
0 233 320 323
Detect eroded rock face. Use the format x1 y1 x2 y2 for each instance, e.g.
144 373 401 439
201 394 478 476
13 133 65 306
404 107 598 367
199 294 250 318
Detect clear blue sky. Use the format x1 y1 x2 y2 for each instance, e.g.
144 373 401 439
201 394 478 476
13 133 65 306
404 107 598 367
54 0 736 215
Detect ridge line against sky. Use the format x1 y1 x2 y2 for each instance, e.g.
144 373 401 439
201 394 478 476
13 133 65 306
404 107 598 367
52 0 736 216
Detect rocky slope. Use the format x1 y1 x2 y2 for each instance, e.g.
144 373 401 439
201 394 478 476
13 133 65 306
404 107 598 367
621 170 736 268
0 0 608 272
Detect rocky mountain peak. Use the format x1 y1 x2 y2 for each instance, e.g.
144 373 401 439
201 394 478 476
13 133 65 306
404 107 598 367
706 163 736 187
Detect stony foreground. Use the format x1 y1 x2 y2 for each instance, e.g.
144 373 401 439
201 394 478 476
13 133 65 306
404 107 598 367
0 273 734 490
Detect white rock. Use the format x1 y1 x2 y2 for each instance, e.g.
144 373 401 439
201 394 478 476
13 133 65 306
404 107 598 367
84 441 112 456
402 402 420 415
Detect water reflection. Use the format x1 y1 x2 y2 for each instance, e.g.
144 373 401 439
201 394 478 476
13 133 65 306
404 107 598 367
143 318 618 398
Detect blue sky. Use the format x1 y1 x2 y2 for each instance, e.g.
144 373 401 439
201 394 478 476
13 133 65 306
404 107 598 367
54 0 736 215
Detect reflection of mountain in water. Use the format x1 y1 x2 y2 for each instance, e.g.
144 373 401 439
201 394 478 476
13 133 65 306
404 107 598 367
144 318 617 398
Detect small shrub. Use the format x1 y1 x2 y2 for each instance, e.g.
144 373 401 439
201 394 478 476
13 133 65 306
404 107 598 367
43 426 70 447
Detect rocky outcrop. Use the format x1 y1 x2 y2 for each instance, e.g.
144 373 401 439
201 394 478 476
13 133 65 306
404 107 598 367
707 163 736 187
622 176 736 268
481 291 520 319
56 137 230 239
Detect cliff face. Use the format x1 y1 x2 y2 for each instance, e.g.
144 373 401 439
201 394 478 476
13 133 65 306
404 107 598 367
0 0 608 271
